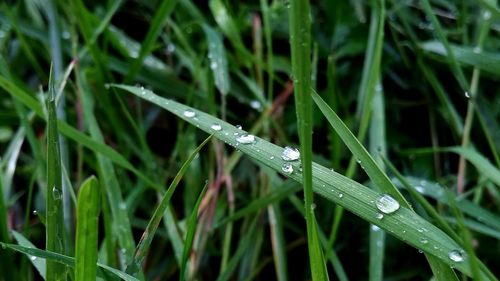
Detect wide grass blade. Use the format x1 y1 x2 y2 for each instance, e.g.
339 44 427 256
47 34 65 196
75 176 100 281
45 65 66 281
111 84 487 278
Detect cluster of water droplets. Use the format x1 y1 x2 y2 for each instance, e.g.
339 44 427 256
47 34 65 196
280 146 300 174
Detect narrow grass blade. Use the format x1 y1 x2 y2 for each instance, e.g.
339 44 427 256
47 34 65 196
288 0 328 279
112 84 484 278
78 72 136 266
368 82 386 281
420 0 469 91
125 0 178 81
75 176 100 281
312 90 410 207
421 41 500 76
1 242 139 281
203 24 230 96
128 135 212 274
0 170 16 280
45 65 66 281
12 231 46 278
180 184 208 281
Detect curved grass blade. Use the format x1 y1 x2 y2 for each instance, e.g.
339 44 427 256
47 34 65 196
0 170 16 280
111 84 487 278
45 65 66 281
75 176 100 281
0 242 139 281
180 183 208 281
12 231 46 278
127 135 212 275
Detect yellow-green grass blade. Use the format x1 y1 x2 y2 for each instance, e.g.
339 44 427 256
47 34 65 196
75 176 100 281
45 65 66 281
112 84 486 278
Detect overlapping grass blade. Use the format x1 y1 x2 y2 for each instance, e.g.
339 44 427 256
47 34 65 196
288 0 329 279
125 0 178 81
421 41 500 76
75 176 100 281
1 241 138 281
111 84 486 278
45 66 66 281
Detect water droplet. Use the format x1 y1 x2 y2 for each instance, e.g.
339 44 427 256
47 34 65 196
338 193 344 198
356 158 362 164
30 256 37 261
236 125 242 130
211 123 222 131
483 10 492 20
418 249 424 254
166 43 176 54
210 61 218 69
33 210 38 215
371 225 380 231
448 249 465 262
473 47 481 54
420 238 428 244
281 163 293 174
236 134 256 144
250 100 262 111
62 31 70 39
311 203 316 210
183 110 196 118
119 202 127 210
465 91 470 98
52 186 61 200
270 156 275 160
281 146 300 161
376 194 400 214
375 213 384 219
415 186 425 193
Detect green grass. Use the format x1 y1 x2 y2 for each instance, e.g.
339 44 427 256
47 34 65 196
0 1 499 280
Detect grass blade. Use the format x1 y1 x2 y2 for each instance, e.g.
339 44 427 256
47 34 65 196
75 176 100 281
128 135 212 275
125 0 178 81
180 183 208 281
312 90 410 207
1 241 139 281
45 65 66 281
288 0 329 279
111 84 486 278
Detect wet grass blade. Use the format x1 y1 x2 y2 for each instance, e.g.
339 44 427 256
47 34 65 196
1 242 139 281
0 169 16 280
45 65 66 281
203 24 230 96
75 176 100 281
111 84 487 278
288 0 329 279
128 135 211 275
312 90 409 207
